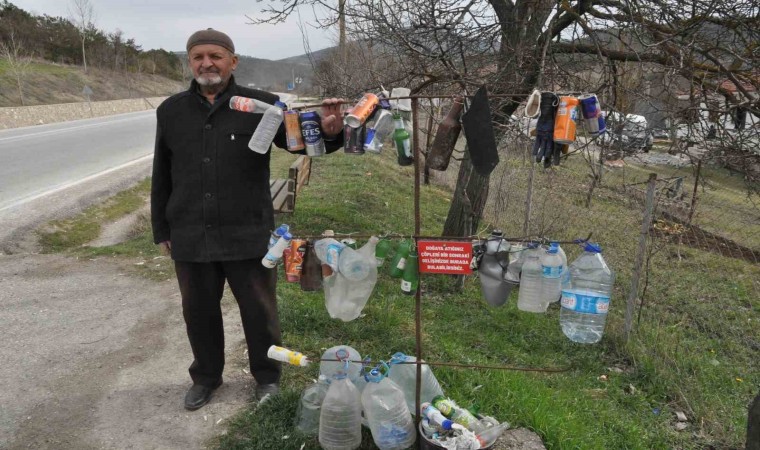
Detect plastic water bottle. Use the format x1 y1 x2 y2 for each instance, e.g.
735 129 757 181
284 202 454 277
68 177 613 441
420 402 455 431
388 352 444 413
319 373 362 450
315 238 346 273
430 395 484 433
262 232 291 268
268 224 290 249
362 368 416 450
319 345 363 383
364 109 394 153
479 230 514 307
551 241 569 290
517 244 546 312
338 243 373 281
295 376 329 435
476 422 511 447
560 243 614 344
540 244 564 304
248 101 285 154
266 345 310 366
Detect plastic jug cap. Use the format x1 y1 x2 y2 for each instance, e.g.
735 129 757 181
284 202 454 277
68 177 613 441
366 368 384 383
323 229 335 237
584 242 602 253
491 229 503 237
547 246 558 254
390 352 409 364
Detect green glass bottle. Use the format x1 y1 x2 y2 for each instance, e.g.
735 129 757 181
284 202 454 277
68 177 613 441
393 113 413 166
374 238 392 267
389 239 412 278
401 250 419 295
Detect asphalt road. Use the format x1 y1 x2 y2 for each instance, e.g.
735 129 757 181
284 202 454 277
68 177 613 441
0 110 157 212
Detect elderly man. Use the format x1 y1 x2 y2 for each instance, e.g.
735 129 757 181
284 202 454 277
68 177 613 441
151 28 343 410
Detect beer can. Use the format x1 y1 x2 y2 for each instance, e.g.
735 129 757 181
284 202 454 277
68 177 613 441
344 93 379 128
284 110 305 151
300 111 326 157
286 239 307 282
343 124 366 155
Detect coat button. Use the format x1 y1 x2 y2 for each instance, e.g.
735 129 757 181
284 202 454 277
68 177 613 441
203 157 211 163
205 124 212 130
204 192 213 199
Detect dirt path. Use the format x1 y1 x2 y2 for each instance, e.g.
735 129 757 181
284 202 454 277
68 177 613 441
0 165 256 450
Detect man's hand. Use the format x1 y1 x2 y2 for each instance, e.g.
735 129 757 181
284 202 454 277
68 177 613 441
320 98 345 139
158 241 171 256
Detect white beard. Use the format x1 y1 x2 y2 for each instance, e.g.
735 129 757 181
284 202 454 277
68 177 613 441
195 73 223 87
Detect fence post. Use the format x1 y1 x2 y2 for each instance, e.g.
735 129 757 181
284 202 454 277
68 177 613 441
625 173 657 342
687 159 702 226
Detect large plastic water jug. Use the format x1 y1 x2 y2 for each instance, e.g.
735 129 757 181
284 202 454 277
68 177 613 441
295 376 329 435
319 345 363 383
362 367 416 450
560 242 614 343
319 373 362 450
388 352 444 413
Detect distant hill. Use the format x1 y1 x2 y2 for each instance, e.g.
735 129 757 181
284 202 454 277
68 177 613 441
0 60 184 107
232 46 336 94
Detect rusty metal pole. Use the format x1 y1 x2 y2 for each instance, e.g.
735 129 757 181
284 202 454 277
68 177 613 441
412 97 423 447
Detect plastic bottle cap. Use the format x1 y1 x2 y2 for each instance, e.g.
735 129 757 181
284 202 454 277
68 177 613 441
282 232 292 240
323 230 335 237
491 229 503 237
275 101 286 109
527 242 540 249
547 246 558 254
584 242 602 253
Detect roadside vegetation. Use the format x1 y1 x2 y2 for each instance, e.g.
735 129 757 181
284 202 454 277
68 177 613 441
38 143 758 449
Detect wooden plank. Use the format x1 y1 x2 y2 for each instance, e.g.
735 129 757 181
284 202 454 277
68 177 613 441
270 179 292 213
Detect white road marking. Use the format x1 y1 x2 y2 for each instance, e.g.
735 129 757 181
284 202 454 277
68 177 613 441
0 113 153 144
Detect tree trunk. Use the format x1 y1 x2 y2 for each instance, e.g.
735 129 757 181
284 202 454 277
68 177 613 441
442 147 490 236
81 37 87 73
16 73 24 106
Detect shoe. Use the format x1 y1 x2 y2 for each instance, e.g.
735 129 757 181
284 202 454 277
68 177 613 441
255 383 280 403
184 379 222 411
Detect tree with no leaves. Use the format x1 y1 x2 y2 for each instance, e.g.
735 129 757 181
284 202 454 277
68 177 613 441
254 1 759 237
0 30 33 106
68 0 95 73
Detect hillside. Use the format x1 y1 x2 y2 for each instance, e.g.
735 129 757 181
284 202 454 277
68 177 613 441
0 60 185 107
234 55 317 94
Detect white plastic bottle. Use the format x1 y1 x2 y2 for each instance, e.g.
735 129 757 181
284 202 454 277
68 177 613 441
560 242 614 343
362 368 416 450
364 109 394 153
268 223 290 249
295 376 329 435
319 373 362 450
540 245 563 305
262 232 291 268
248 100 285 154
517 244 545 312
420 402 455 431
387 352 445 413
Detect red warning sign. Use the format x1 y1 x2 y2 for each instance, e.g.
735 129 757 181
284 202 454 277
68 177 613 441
418 240 473 275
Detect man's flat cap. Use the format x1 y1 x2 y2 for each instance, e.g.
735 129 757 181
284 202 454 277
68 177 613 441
186 28 235 54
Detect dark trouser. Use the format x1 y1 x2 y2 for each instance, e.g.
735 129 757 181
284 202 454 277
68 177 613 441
174 259 281 387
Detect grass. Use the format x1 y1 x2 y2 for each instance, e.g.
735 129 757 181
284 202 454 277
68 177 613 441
38 142 758 449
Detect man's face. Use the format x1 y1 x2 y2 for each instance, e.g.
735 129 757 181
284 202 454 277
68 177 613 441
188 44 238 88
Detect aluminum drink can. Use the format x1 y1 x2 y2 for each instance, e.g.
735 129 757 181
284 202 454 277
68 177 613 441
284 110 305 151
300 111 325 157
343 124 366 155
286 239 307 282
579 94 601 135
344 93 379 128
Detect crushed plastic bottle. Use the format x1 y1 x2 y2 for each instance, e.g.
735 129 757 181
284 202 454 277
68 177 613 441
295 376 329 435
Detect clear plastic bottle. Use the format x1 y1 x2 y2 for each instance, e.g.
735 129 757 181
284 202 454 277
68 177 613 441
338 243 373 281
295 376 329 435
330 238 379 321
362 368 416 450
319 345 363 383
479 230 514 307
540 244 563 305
388 352 444 413
248 100 285 154
262 232 292 268
560 243 614 344
315 238 346 273
364 109 394 153
319 373 362 450
517 244 546 312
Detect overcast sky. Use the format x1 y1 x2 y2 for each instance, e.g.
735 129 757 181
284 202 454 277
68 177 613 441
11 0 337 60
